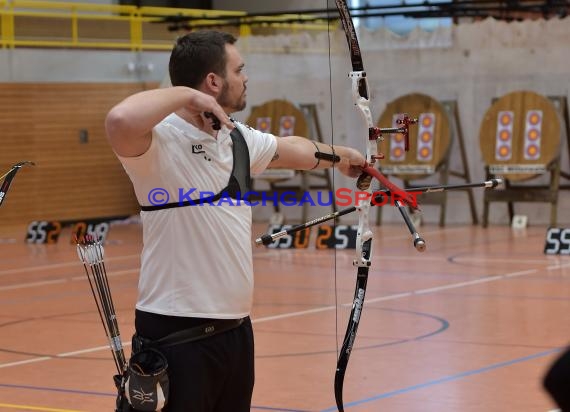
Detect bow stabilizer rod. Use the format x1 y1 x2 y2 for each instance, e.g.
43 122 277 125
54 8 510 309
394 200 426 252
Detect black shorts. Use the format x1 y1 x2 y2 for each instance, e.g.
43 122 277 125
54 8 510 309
135 309 254 412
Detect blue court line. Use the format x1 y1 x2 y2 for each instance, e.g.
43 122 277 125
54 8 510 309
0 383 114 397
2 347 560 412
320 346 564 411
0 383 311 412
257 307 449 359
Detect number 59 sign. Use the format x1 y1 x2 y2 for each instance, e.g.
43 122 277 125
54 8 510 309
544 227 570 255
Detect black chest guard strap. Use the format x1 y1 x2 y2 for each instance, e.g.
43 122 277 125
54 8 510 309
140 127 251 211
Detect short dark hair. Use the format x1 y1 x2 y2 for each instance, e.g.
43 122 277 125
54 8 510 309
169 30 237 88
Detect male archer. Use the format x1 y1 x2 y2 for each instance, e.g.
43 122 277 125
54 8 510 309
105 30 365 411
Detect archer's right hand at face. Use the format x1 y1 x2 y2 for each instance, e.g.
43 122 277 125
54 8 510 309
184 91 233 133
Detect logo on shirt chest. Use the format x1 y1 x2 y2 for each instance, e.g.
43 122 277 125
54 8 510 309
192 144 205 154
191 144 212 162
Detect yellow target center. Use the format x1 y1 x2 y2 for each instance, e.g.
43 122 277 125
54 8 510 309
499 146 510 157
527 145 538 156
500 114 512 125
420 147 430 157
528 129 539 140
421 132 432 142
499 130 511 141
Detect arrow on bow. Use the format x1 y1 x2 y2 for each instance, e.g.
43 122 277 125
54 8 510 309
0 161 35 208
255 179 503 248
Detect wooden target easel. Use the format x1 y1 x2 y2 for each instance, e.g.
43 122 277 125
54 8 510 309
376 93 477 226
247 99 335 223
479 91 569 227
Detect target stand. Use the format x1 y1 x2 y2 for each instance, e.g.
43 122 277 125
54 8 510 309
247 99 335 223
479 91 570 227
376 93 477 227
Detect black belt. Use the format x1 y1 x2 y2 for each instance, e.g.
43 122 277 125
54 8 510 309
133 317 246 353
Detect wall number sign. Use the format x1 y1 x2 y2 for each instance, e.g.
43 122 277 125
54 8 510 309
25 218 115 244
544 227 570 255
25 221 62 244
315 225 358 249
265 224 311 249
264 224 358 249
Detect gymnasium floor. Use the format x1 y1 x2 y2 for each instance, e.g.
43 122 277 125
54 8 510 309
0 221 568 411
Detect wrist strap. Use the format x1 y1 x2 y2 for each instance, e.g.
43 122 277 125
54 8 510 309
311 141 321 170
315 144 341 164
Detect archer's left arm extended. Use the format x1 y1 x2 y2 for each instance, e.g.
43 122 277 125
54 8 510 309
268 135 365 178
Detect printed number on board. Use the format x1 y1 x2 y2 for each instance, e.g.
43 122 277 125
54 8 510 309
265 225 311 249
25 221 62 244
544 227 570 255
315 225 358 249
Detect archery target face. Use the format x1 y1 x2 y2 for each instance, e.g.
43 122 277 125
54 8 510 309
416 113 435 162
279 116 295 136
523 110 542 160
256 117 271 133
377 93 451 180
389 113 406 162
495 111 514 161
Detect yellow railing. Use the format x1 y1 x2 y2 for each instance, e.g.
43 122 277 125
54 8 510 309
0 1 330 51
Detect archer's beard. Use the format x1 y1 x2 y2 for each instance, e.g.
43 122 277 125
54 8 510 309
229 95 246 112
219 86 246 113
